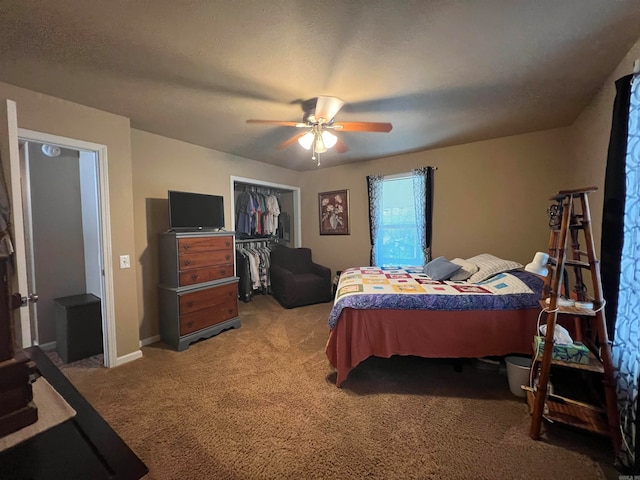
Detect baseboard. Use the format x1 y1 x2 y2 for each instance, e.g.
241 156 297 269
37 341 57 352
115 349 143 366
139 335 161 347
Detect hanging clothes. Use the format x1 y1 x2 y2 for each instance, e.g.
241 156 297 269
235 240 275 301
235 187 282 238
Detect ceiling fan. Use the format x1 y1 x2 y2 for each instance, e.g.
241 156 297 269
246 96 393 166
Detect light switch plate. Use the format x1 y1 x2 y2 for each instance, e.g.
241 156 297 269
119 255 131 269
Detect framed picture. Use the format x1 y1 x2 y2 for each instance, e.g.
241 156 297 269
319 189 350 235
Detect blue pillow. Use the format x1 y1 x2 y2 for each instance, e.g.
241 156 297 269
423 256 462 281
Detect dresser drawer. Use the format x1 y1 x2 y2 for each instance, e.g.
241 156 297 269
178 236 233 253
179 299 238 335
179 264 234 286
179 282 237 315
178 249 233 271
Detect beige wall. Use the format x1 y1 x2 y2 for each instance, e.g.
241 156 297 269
300 128 573 276
130 129 300 340
567 36 640 253
0 81 140 358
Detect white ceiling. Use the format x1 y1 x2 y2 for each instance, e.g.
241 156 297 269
1 1 639 171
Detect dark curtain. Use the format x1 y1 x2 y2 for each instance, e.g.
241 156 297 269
600 74 632 341
424 167 434 259
366 175 383 266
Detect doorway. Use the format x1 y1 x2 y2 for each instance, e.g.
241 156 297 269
17 129 116 367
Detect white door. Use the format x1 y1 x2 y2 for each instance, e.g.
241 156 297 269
0 99 33 347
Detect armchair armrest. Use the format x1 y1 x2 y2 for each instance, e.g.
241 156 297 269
270 263 295 288
310 262 332 286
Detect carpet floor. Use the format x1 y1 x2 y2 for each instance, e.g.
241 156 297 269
58 295 619 480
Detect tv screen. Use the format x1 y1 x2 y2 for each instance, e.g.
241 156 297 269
168 190 225 231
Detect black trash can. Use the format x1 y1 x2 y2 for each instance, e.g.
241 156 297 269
54 293 103 363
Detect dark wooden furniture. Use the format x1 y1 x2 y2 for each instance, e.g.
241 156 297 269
54 293 103 363
158 231 240 351
527 187 621 453
0 346 148 480
0 255 38 438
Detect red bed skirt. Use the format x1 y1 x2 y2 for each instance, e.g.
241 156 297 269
325 307 548 387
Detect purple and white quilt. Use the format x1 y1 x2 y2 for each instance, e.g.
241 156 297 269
328 267 543 329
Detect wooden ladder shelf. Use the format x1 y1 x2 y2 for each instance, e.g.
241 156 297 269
528 187 621 453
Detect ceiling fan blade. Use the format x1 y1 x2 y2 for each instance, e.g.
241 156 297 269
333 121 393 132
277 132 307 150
246 119 304 127
315 96 345 122
334 137 348 153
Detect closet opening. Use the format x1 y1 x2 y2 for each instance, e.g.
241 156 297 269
229 176 301 303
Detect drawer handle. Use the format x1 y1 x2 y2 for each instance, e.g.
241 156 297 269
227 308 233 314
225 241 231 247
186 301 194 308
191 273 199 281
220 269 226 275
183 244 191 250
184 259 192 266
186 321 194 328
225 254 231 261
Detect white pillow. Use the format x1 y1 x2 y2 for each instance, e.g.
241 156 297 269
449 258 479 281
466 254 523 283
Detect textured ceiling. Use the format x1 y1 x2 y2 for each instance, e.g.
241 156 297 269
0 1 639 171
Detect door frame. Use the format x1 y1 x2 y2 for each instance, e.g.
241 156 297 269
18 128 117 368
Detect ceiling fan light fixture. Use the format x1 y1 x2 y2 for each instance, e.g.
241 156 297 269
314 133 327 153
321 130 337 149
298 131 314 150
41 144 61 157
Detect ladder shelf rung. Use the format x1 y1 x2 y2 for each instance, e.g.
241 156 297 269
547 258 590 268
531 343 604 373
564 260 590 268
538 300 596 316
525 390 609 436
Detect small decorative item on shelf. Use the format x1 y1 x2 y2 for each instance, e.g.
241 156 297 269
533 336 590 365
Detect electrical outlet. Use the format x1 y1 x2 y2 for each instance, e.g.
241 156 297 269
119 255 131 269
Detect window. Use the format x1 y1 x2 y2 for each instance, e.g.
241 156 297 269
376 176 422 266
367 168 434 268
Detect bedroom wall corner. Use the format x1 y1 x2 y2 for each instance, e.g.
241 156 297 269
300 127 573 277
0 80 141 359
130 129 301 341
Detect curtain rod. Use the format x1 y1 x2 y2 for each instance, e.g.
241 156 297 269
382 167 438 180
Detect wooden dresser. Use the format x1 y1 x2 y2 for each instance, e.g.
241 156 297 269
158 231 240 351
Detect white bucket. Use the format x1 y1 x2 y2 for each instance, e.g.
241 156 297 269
505 356 531 398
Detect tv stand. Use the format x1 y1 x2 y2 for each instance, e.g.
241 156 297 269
157 231 240 351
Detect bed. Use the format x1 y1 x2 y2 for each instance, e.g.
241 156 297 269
325 264 546 387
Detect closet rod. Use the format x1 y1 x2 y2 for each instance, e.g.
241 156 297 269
236 237 279 244
234 182 286 195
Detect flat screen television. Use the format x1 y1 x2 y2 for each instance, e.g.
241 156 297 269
168 190 225 231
